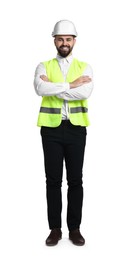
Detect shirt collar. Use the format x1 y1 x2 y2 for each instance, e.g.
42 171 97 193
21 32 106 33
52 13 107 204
56 54 73 64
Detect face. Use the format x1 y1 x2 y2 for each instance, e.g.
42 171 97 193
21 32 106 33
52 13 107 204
54 35 76 57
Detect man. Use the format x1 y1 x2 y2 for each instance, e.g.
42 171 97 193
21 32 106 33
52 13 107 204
34 20 93 246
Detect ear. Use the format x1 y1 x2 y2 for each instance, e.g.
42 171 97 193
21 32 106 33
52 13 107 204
73 37 76 45
54 38 56 46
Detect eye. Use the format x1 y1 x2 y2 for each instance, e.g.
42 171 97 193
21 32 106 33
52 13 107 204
58 38 63 42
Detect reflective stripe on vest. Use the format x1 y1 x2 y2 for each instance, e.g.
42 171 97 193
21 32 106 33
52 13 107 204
40 107 61 114
40 106 88 114
70 107 88 113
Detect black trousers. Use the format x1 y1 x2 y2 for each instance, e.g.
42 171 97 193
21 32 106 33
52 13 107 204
40 120 87 231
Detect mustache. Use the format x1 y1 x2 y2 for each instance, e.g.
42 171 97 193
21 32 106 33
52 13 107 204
59 45 70 49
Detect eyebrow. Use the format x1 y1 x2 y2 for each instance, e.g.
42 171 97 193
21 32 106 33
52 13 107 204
57 37 73 40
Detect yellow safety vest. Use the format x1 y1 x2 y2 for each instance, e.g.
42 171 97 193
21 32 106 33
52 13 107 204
37 58 90 127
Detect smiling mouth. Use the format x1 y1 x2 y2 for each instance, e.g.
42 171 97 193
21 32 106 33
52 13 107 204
60 46 69 51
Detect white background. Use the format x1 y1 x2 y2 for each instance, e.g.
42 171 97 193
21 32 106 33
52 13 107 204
0 0 126 259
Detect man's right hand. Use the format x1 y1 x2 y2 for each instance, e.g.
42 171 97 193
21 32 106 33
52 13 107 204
40 75 50 82
70 76 92 89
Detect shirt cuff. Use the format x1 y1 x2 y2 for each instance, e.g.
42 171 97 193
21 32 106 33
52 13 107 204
64 82 70 90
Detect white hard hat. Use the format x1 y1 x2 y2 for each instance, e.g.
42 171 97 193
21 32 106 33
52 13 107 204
52 20 78 37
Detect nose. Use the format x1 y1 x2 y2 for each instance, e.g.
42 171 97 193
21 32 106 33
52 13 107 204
62 39 68 45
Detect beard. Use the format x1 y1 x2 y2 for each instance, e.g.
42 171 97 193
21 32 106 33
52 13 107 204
56 45 73 57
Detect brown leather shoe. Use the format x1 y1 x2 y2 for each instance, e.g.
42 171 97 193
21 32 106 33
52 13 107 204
45 228 62 246
69 229 85 246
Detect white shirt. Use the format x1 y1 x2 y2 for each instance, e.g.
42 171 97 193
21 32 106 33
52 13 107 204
34 54 93 119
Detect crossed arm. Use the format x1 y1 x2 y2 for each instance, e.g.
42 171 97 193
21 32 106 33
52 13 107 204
34 63 93 100
40 75 91 88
